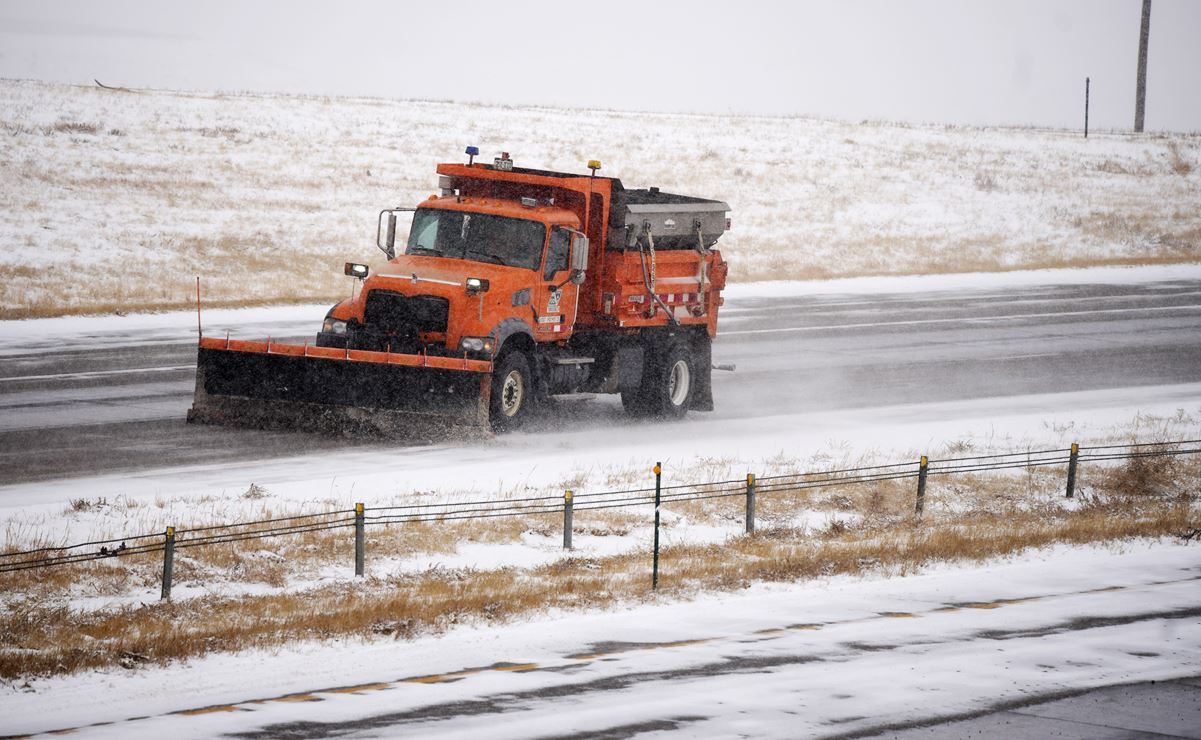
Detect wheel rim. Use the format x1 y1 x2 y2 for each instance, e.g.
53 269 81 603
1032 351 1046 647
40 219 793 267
500 369 524 417
668 359 690 407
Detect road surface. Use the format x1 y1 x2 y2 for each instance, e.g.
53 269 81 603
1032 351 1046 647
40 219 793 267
2 274 1199 485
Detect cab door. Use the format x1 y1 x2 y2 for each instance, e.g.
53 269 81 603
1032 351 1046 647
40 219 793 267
532 226 579 340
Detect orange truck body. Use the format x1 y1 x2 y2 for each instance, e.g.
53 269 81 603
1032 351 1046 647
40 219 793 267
188 154 730 438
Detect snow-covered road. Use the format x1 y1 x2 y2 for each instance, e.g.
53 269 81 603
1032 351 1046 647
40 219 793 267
4 541 1198 738
1 264 1200 498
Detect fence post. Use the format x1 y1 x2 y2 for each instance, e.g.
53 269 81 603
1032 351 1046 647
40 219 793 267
745 473 756 534
652 461 662 591
915 456 928 518
563 490 574 550
354 502 365 576
160 526 175 601
1066 443 1079 498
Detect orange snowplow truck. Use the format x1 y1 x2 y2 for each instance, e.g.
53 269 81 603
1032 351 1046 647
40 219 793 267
188 150 730 438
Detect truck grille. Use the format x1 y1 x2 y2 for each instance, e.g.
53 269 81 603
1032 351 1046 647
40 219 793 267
363 291 450 335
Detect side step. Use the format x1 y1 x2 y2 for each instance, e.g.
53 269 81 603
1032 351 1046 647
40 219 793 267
548 392 597 402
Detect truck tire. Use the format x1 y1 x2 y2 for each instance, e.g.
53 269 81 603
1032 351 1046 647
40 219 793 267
490 350 532 431
624 341 694 420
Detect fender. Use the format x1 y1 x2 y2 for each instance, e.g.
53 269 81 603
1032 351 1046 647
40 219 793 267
491 317 536 357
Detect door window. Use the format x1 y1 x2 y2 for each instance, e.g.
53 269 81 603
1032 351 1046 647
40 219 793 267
544 227 571 280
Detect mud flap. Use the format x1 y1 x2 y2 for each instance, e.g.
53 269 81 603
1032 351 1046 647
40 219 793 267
691 334 714 412
188 341 492 441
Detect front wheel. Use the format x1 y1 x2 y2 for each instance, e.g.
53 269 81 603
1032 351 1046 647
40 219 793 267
490 351 532 431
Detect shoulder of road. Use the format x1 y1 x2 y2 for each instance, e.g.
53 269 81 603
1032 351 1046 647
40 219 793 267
865 675 1201 739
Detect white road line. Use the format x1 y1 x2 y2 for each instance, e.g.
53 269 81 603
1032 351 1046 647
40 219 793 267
721 304 1201 336
0 365 194 383
995 352 1060 361
719 291 1033 314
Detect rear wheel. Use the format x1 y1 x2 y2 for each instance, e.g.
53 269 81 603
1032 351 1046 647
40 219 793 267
490 351 532 431
620 386 651 416
623 341 694 420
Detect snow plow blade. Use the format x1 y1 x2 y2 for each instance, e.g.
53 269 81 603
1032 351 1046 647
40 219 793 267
187 337 493 440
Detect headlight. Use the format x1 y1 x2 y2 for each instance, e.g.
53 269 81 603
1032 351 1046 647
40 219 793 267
322 318 348 335
459 336 495 353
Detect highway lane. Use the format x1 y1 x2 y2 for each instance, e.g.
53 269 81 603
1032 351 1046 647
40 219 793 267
716 281 1201 416
1 277 1199 484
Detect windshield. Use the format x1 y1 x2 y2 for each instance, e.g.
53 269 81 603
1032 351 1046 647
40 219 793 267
406 209 546 270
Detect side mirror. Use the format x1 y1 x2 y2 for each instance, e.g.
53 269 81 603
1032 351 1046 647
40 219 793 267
385 213 397 257
376 210 397 259
376 208 415 260
569 234 589 285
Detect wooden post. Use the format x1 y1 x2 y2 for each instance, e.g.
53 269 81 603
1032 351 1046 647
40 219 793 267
1084 77 1090 138
1135 0 1151 132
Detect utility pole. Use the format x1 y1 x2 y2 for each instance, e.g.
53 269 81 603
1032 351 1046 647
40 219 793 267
1084 77 1090 138
1134 0 1151 132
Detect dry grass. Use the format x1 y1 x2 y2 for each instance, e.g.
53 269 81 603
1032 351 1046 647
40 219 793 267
1 449 1196 680
1168 141 1193 176
0 245 357 320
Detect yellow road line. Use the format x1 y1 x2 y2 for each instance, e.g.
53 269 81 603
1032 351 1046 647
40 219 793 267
176 705 241 716
324 682 393 694
268 693 322 703
491 663 539 672
403 671 476 684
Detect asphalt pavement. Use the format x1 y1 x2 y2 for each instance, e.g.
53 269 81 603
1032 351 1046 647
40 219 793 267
1 277 1199 484
867 676 1201 739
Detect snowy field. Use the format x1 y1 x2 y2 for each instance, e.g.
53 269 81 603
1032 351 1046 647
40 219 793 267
0 78 1198 318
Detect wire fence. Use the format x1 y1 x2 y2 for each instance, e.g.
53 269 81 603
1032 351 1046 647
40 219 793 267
2 439 1198 595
